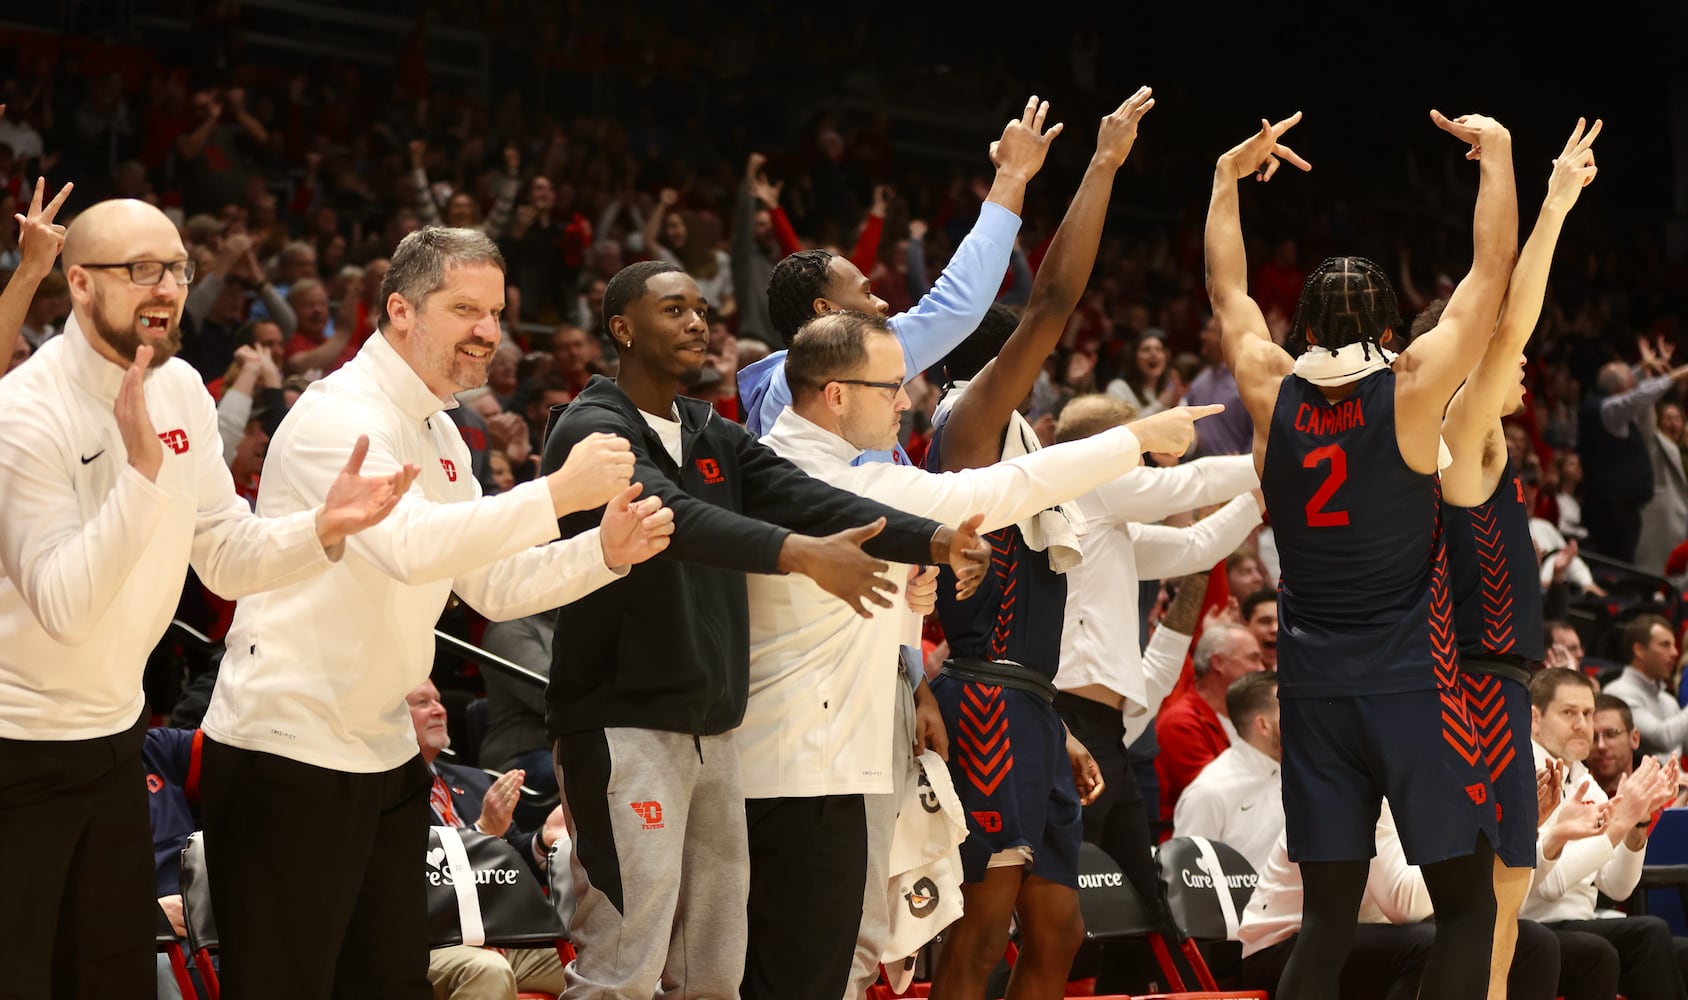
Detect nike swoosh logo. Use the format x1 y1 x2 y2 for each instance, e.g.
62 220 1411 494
1239 803 1254 811
80 450 105 464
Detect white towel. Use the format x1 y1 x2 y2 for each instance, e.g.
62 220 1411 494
883 751 969 972
933 381 1089 572
1291 340 1395 387
1290 345 1453 470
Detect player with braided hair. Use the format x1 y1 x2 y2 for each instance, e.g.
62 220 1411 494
1207 109 1517 1000
1284 255 1404 360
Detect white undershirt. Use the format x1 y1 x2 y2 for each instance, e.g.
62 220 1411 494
641 405 683 465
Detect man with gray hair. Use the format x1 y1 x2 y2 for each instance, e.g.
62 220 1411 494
1579 356 1688 561
199 226 679 998
1154 623 1265 823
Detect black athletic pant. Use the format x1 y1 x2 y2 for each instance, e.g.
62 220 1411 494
1243 917 1559 1000
199 739 432 999
1277 836 1496 1000
742 797 871 1000
1056 693 1181 992
1548 916 1688 1000
0 714 153 1000
741 794 867 1000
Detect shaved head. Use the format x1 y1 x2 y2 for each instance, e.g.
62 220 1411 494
63 199 190 368
62 199 182 269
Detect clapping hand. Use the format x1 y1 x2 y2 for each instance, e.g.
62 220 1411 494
475 769 525 836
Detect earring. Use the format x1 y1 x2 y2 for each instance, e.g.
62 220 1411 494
624 340 633 348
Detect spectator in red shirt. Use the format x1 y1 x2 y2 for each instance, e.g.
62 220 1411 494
1155 623 1265 823
1250 237 1304 327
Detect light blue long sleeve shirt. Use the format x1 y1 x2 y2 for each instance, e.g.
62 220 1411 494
739 201 1022 466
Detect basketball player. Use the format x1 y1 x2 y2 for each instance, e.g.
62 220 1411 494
1206 109 1517 999
1440 117 1600 998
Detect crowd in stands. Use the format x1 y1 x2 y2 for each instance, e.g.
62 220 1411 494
6 8 1688 999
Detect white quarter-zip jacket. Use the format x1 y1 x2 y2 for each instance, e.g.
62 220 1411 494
739 408 1144 798
0 317 332 740
202 332 621 772
1055 455 1261 714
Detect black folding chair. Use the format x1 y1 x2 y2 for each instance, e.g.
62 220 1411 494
425 826 574 1000
177 833 221 1000
1144 836 1267 999
157 899 198 999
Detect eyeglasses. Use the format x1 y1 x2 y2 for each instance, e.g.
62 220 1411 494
78 259 196 286
1593 728 1630 743
831 377 905 394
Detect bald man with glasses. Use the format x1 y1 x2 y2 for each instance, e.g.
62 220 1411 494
0 197 414 996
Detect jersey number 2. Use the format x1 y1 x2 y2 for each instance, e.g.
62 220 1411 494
1303 444 1350 527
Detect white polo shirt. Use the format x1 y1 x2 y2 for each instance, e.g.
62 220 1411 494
202 332 622 773
1173 739 1284 873
0 316 332 740
1522 739 1646 924
1239 802 1433 957
739 408 1145 798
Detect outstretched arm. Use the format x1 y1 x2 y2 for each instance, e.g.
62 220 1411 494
1396 112 1519 409
1206 115 1306 428
936 90 1152 473
1444 119 1600 473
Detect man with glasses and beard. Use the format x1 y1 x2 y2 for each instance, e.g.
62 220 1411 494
0 197 419 996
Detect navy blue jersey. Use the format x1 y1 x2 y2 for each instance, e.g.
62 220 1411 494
1444 457 1545 664
1262 370 1454 698
924 417 1068 678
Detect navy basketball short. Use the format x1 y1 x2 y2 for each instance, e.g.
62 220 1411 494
1461 670 1537 868
930 676 1082 888
1281 688 1498 866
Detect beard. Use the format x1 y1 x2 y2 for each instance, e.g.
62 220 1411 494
89 295 183 368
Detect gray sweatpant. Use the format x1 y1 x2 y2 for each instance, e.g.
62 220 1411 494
845 669 921 1000
554 727 749 1000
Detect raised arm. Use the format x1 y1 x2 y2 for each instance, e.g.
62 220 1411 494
1443 119 1599 501
1206 115 1306 429
1394 112 1518 415
0 178 70 368
936 90 1152 472
891 100 1063 376
642 188 678 263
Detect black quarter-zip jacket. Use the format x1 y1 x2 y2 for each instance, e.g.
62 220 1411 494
540 376 942 739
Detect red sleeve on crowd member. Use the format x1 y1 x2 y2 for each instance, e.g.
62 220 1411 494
289 179 316 219
850 215 883 276
185 729 204 806
562 213 593 268
1667 540 1688 578
770 206 801 260
1027 229 1056 273
712 395 741 422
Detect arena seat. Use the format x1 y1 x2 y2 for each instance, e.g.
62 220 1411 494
157 899 197 999
179 828 574 999
1138 836 1267 1000
426 826 575 1000
177 833 220 1000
